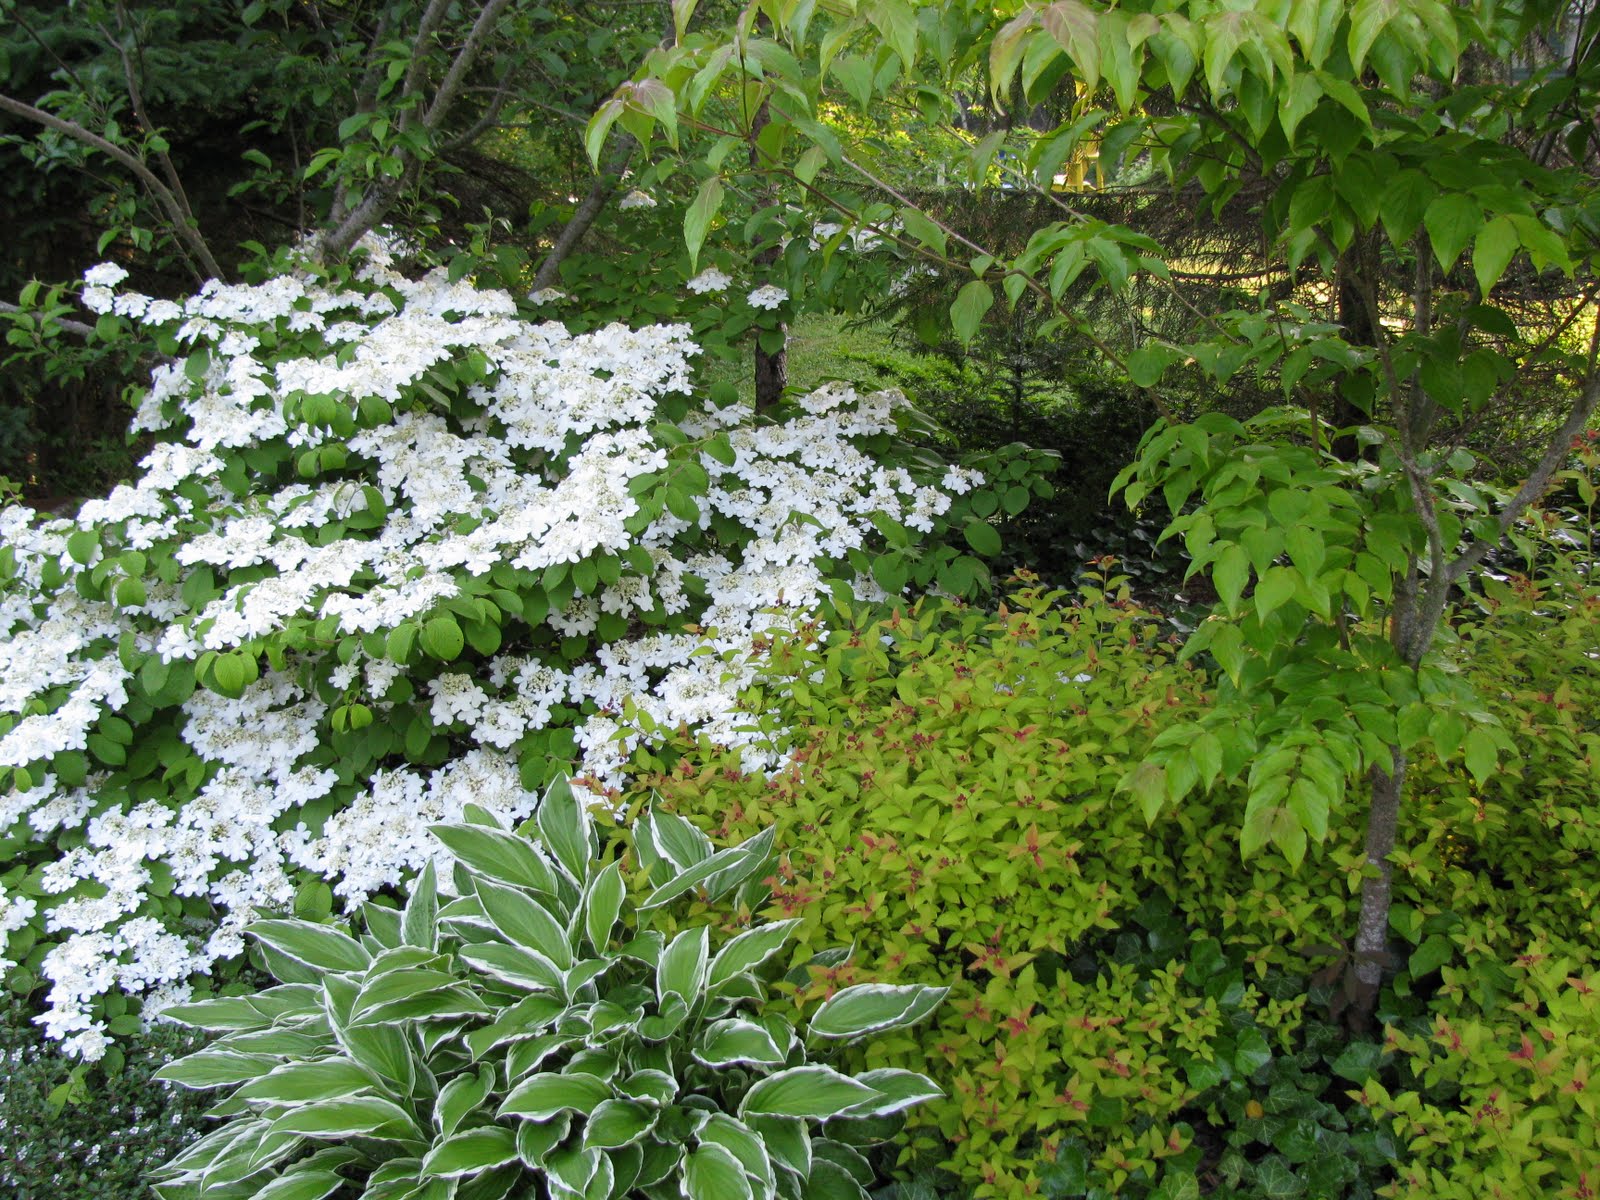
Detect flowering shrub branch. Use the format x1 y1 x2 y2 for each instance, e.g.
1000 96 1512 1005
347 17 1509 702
0 239 1040 1059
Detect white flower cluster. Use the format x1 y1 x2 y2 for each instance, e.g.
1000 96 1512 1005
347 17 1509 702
0 248 982 1057
746 284 788 311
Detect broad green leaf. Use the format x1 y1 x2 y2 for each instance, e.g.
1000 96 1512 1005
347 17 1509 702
270 1095 419 1140
641 825 775 909
583 858 625 950
1472 214 1518 298
436 1070 493 1138
421 615 464 661
807 984 947 1041
252 1171 346 1200
586 98 624 168
1423 193 1480 274
1463 728 1496 786
499 1071 613 1120
233 1058 375 1105
1378 170 1433 247
1041 0 1099 91
432 824 562 895
459 943 564 992
155 1049 283 1088
709 919 799 987
249 919 371 973
866 0 918 70
685 176 724 272
738 1066 882 1120
683 1142 752 1200
837 1068 943 1118
694 1019 786 1067
582 1099 656 1149
1253 566 1298 620
420 1126 518 1178
536 773 593 882
1409 933 1453 976
1212 543 1249 615
475 880 573 969
950 279 994 345
963 519 1001 557
657 925 709 1003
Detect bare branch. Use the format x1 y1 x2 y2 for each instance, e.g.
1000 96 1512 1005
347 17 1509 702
423 0 517 131
0 299 97 340
530 137 636 293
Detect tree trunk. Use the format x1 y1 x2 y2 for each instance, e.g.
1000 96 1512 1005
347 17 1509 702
530 139 635 294
749 93 787 414
1347 746 1405 1029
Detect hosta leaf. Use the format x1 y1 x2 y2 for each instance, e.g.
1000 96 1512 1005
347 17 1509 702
431 824 563 896
249 919 371 973
476 880 574 969
738 1066 882 1120
656 926 709 1004
641 825 776 910
252 1169 346 1200
420 1126 519 1178
155 1049 284 1089
459 942 565 992
581 1099 657 1149
157 997 273 1033
536 773 594 882
699 1114 775 1198
683 1142 753 1200
583 858 625 950
232 1058 376 1105
270 1095 420 1140
694 1019 786 1067
499 1071 613 1120
635 809 712 874
837 1069 942 1118
804 1157 869 1199
618 1069 677 1106
516 1115 570 1167
402 859 438 950
709 920 799 988
806 984 947 1041
436 1068 494 1138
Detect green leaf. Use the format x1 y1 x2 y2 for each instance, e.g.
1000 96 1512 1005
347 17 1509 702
709 919 800 987
1330 1042 1384 1083
1212 544 1249 615
1253 566 1298 620
1233 1027 1272 1076
1041 0 1099 90
963 520 1002 557
582 1099 656 1149
807 984 947 1041
950 279 994 345
270 1095 419 1140
685 176 724 272
656 925 709 1003
1409 933 1454 977
420 1127 519 1178
739 1066 882 1120
838 1068 943 1118
684 1143 752 1200
584 859 625 950
866 0 918 70
536 773 592 882
1463 728 1496 786
1472 214 1518 298
252 1172 346 1200
233 1059 375 1105
499 1071 613 1120
585 98 624 168
249 919 371 973
1423 193 1480 274
694 1019 786 1067
421 615 465 661
1379 170 1434 247
475 880 573 969
155 1049 283 1088
432 824 562 895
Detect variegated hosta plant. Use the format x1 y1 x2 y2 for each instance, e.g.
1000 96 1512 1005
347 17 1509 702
150 777 945 1200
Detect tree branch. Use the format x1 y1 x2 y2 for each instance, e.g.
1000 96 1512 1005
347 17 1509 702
0 92 222 281
0 299 97 340
423 0 517 131
530 137 636 293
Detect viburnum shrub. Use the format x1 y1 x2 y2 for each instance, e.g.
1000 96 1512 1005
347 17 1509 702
152 777 945 1200
0 239 1047 1060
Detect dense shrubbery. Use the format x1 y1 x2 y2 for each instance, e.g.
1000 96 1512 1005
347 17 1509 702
0 246 1054 1060
623 553 1600 1199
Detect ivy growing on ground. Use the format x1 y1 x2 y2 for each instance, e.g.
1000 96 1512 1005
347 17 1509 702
0 239 1053 1060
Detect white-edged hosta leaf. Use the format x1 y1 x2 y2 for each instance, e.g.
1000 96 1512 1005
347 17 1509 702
693 1019 786 1068
683 1142 753 1200
332 1021 416 1093
251 1169 347 1200
581 1098 657 1149
636 809 711 875
435 1067 494 1137
155 1049 284 1089
806 983 948 1041
466 993 567 1059
420 1125 519 1178
516 1114 570 1167
431 823 563 896
640 826 775 910
232 1058 376 1105
738 1066 882 1120
249 919 371 973
583 858 625 950
544 1143 605 1196
459 942 565 992
804 1157 869 1199
617 1069 677 1106
352 966 459 1014
402 859 438 949
836 1068 943 1118
536 773 594 882
638 990 689 1041
358 985 492 1024
157 997 274 1033
506 1034 579 1081
214 1028 328 1057
563 956 613 999
269 1095 420 1140
708 919 800 988
700 1114 775 1199
746 1115 809 1177
498 1071 613 1120
813 1138 873 1184
656 926 708 1004
363 901 403 950
476 880 574 969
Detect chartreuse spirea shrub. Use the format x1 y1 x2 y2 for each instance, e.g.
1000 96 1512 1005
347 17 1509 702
150 775 945 1200
0 243 1051 1060
625 560 1600 1199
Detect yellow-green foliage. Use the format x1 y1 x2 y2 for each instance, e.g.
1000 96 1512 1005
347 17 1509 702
624 579 1308 1195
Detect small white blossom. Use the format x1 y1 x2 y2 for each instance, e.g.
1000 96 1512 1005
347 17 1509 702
618 189 657 210
746 284 788 310
686 267 732 294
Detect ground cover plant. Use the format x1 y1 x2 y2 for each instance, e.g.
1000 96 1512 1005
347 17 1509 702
150 776 945 1200
0 242 1052 1064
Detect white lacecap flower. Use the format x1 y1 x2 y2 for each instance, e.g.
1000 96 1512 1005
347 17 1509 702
686 267 732 294
746 284 788 310
526 288 566 306
83 263 129 288
618 189 657 210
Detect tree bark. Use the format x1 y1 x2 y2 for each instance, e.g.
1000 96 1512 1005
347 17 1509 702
530 139 635 294
749 95 787 414
1347 746 1405 1029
